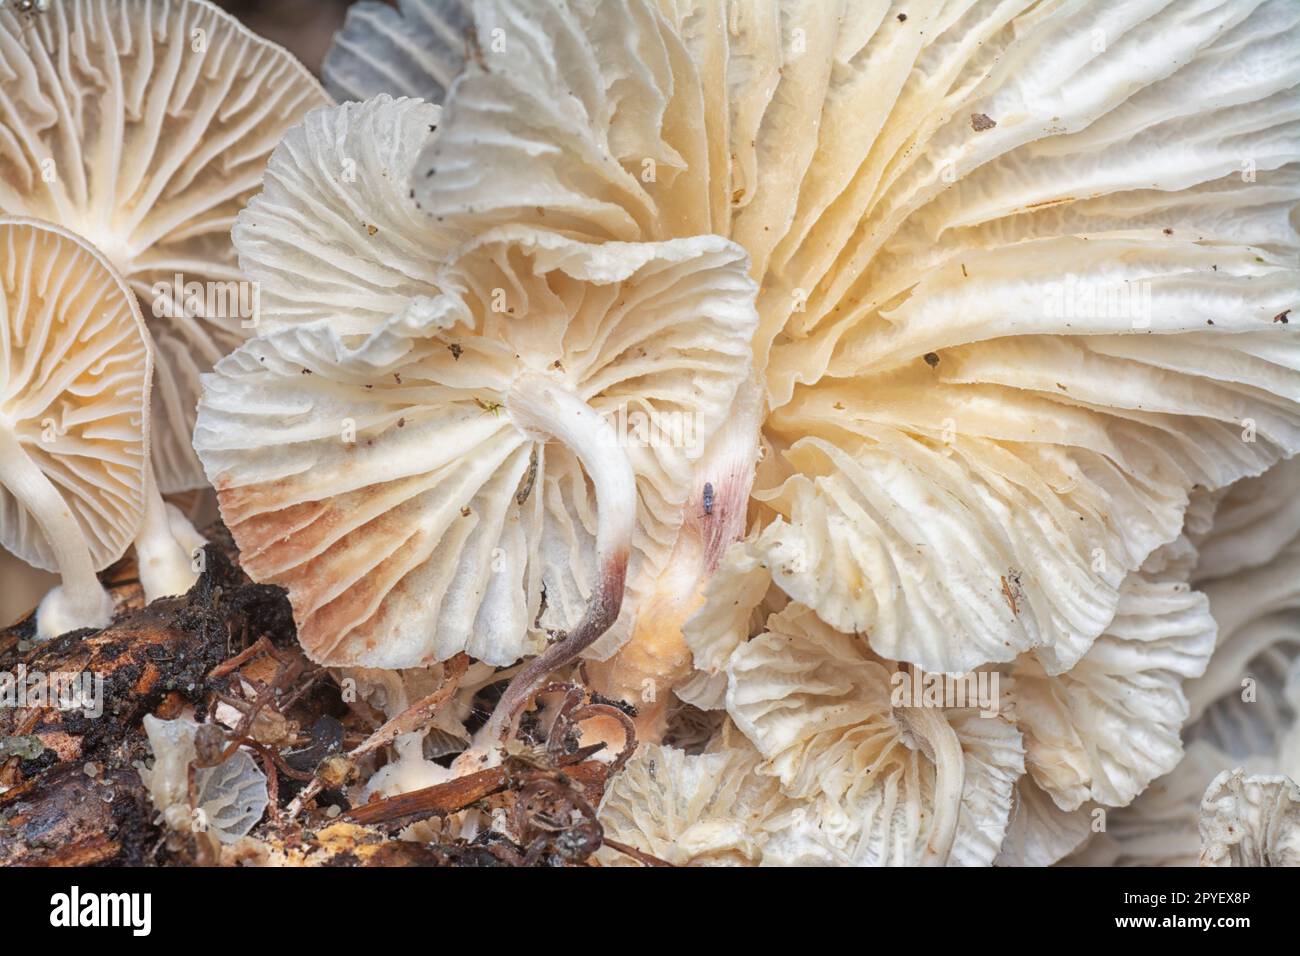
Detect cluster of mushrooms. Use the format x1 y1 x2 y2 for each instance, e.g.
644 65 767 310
2 0 1299 866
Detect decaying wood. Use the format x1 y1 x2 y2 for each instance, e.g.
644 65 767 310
0 524 631 867
0 764 156 866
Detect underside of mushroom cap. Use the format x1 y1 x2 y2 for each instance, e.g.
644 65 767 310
410 0 1300 679
232 94 457 336
194 228 758 668
724 602 1025 866
322 0 471 105
0 0 331 493
0 216 149 573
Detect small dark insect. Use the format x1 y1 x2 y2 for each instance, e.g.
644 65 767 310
702 481 715 516
448 343 463 360
1274 310 1290 325
970 113 997 132
923 352 940 368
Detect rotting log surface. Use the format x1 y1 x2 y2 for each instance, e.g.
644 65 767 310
0 525 629 867
1 527 298 865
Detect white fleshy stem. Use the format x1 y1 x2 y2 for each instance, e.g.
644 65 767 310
459 373 636 769
898 706 965 866
0 426 114 639
586 375 761 740
135 467 200 602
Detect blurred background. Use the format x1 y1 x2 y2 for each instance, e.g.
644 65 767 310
217 0 369 75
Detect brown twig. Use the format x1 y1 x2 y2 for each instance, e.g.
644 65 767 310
602 838 674 867
341 760 609 830
286 654 470 821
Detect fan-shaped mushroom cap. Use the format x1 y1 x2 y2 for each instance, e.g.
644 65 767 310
722 602 1025 866
0 0 330 492
194 228 758 668
322 0 470 104
412 0 1300 678
1195 456 1300 583
0 217 149 637
139 714 269 845
1012 570 1216 811
995 777 1095 867
596 738 806 867
232 95 456 336
1199 769 1300 866
1068 508 1300 866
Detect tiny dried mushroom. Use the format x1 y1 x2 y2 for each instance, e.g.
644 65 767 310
0 0 331 492
194 226 758 755
0 218 198 639
139 714 269 846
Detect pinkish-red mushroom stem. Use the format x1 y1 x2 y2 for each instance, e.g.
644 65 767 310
470 372 637 755
485 548 628 744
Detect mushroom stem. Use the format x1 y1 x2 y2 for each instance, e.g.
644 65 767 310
470 373 636 757
586 375 761 740
134 468 200 603
0 426 114 639
898 707 965 866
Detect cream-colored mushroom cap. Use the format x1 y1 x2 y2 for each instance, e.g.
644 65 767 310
413 0 1300 679
1199 769 1300 866
194 227 758 669
0 217 149 636
231 95 455 336
724 603 1025 866
0 0 330 492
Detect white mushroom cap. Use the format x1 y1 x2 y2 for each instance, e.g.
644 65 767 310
1194 457 1300 583
596 738 801 867
0 217 149 637
1068 506 1300 866
194 228 758 669
0 0 330 492
232 95 457 336
322 0 470 104
995 778 1095 867
724 603 1025 866
1012 570 1216 811
411 0 1300 680
139 714 269 845
1199 769 1300 866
